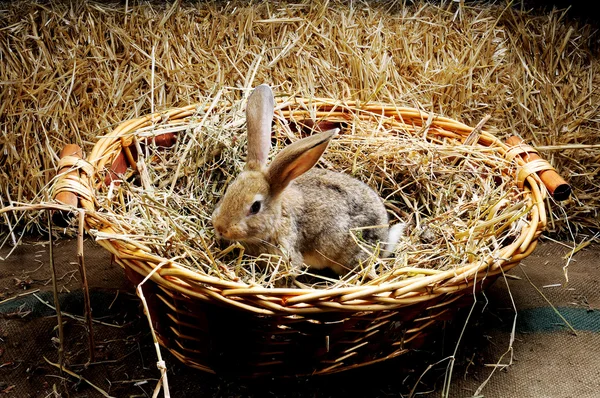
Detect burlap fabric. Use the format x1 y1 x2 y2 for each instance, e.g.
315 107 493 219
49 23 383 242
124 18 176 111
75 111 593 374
0 239 598 397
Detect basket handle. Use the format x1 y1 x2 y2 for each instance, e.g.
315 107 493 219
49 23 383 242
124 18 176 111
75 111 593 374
505 136 571 201
54 144 83 208
50 144 85 226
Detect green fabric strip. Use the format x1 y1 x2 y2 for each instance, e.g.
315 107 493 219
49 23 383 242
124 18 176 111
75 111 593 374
516 307 600 333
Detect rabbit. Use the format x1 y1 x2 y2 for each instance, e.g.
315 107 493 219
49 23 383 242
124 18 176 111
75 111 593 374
211 84 406 278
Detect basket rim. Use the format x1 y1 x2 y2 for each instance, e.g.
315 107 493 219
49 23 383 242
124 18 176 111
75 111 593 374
71 95 549 314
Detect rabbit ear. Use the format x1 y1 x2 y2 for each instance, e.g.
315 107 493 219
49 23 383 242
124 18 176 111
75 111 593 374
245 84 274 171
267 129 338 196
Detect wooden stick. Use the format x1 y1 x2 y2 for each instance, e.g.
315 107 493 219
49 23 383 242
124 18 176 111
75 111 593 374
52 144 83 226
506 136 571 201
54 144 82 207
47 210 65 375
104 150 129 187
77 210 96 363
103 133 177 187
149 133 177 148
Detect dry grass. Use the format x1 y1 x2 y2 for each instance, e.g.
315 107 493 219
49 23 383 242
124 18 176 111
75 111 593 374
1 0 599 238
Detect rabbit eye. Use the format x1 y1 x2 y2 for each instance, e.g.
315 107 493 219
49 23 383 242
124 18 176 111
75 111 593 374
249 200 261 215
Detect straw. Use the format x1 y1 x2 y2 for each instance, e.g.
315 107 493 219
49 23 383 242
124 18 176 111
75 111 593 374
0 0 598 237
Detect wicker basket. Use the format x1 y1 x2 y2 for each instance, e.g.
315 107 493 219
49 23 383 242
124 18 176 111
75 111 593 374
52 98 558 378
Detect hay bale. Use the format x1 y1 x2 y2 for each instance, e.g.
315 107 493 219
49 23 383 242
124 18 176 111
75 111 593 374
1 0 599 237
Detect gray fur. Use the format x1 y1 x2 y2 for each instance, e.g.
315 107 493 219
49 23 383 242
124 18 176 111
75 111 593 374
290 168 389 274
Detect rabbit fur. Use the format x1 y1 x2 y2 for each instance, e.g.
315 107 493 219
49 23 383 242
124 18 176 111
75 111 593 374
211 84 405 278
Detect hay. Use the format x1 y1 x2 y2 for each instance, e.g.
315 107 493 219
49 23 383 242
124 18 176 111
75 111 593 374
0 0 599 239
81 90 527 289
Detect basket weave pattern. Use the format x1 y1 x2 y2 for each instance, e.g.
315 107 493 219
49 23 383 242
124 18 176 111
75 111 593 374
53 99 550 377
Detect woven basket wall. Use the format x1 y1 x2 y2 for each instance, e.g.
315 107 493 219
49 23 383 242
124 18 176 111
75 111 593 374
52 98 551 378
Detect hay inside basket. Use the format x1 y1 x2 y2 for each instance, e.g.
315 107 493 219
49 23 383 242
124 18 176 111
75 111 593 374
54 90 547 377
85 90 529 290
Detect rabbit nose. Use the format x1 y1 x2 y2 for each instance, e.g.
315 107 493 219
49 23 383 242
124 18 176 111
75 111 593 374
215 224 233 239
